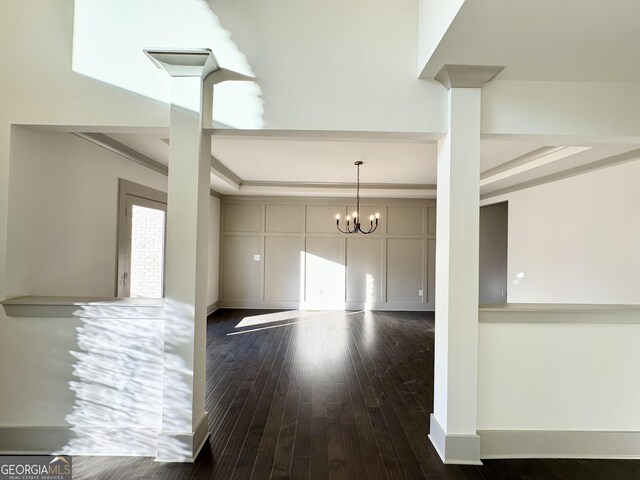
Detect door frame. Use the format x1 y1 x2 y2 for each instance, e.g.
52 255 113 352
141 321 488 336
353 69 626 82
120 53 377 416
116 179 168 297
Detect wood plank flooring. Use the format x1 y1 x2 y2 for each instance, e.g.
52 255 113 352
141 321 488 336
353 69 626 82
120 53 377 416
73 309 640 479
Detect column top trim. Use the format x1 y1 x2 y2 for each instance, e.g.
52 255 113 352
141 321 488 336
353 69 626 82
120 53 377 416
144 48 220 78
435 64 505 90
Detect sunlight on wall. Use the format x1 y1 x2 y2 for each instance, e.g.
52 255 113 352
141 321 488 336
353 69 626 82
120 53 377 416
512 271 525 285
156 299 201 461
364 273 376 311
62 309 164 456
72 0 264 128
304 252 346 308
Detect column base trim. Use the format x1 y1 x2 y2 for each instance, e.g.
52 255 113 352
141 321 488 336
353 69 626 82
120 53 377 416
479 429 640 459
156 413 210 463
429 414 482 465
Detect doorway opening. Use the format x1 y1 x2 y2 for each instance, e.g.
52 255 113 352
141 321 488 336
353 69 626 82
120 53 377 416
479 201 508 304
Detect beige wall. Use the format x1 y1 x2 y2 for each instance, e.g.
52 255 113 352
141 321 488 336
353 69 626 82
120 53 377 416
479 202 508 304
207 196 221 308
220 197 436 310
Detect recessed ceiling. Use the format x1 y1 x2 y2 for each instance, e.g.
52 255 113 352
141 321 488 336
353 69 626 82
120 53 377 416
211 138 437 184
101 130 640 199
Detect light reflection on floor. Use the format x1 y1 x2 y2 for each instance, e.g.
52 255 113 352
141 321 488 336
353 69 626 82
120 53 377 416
231 310 363 336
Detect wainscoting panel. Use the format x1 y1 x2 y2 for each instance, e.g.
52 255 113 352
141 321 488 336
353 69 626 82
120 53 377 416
264 236 303 301
220 197 435 311
346 237 383 303
387 238 423 303
222 235 262 300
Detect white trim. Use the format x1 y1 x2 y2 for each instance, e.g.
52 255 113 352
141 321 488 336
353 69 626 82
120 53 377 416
117 179 168 297
207 300 219 316
156 413 210 463
218 300 434 312
479 429 640 459
0 426 159 457
72 132 168 175
428 414 482 465
2 296 165 319
481 147 640 200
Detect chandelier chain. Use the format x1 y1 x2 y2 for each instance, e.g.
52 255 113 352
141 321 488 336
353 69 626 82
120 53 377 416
356 161 360 221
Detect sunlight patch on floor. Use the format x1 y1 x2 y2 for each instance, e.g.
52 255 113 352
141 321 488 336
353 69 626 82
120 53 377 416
230 310 362 335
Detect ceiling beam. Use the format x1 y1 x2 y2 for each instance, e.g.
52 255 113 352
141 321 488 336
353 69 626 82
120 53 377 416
480 145 592 187
481 148 640 200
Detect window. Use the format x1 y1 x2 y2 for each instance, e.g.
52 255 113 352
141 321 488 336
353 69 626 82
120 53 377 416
117 179 167 298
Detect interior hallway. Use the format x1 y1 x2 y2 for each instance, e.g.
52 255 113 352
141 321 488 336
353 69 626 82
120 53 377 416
72 309 640 479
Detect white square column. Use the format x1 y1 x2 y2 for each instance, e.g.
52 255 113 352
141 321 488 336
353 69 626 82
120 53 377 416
429 65 504 465
157 76 212 462
143 49 218 463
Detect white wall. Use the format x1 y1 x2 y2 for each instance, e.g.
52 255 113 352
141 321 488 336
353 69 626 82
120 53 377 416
417 0 465 74
207 0 446 132
485 160 640 304
478 319 640 432
482 80 640 140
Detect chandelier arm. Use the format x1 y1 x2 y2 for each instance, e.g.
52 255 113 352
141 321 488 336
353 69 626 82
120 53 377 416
362 223 378 234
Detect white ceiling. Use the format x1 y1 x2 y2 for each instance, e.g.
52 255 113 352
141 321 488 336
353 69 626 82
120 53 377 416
104 131 640 199
211 138 437 184
421 0 640 82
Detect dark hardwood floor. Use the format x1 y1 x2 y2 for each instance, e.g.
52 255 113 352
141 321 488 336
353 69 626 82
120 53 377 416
74 309 640 479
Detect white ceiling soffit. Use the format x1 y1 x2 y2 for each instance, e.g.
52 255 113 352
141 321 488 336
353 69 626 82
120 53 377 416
480 146 593 187
420 0 640 82
92 132 640 199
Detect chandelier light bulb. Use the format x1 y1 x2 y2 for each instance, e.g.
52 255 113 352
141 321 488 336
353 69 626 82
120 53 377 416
335 214 340 220
352 211 358 218
369 215 374 221
346 215 351 221
375 212 380 219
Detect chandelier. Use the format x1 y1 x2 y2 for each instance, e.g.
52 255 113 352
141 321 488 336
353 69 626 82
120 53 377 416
336 161 380 234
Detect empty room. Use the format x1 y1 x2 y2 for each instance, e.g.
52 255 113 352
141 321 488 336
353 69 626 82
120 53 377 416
1 1 640 479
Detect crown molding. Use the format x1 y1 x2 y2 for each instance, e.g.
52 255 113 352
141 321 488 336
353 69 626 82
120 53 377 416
435 64 505 90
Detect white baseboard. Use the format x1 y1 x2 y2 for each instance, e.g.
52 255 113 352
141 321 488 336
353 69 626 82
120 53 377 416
479 429 640 459
428 414 482 465
207 301 219 316
0 426 158 456
156 413 210 463
219 299 434 312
